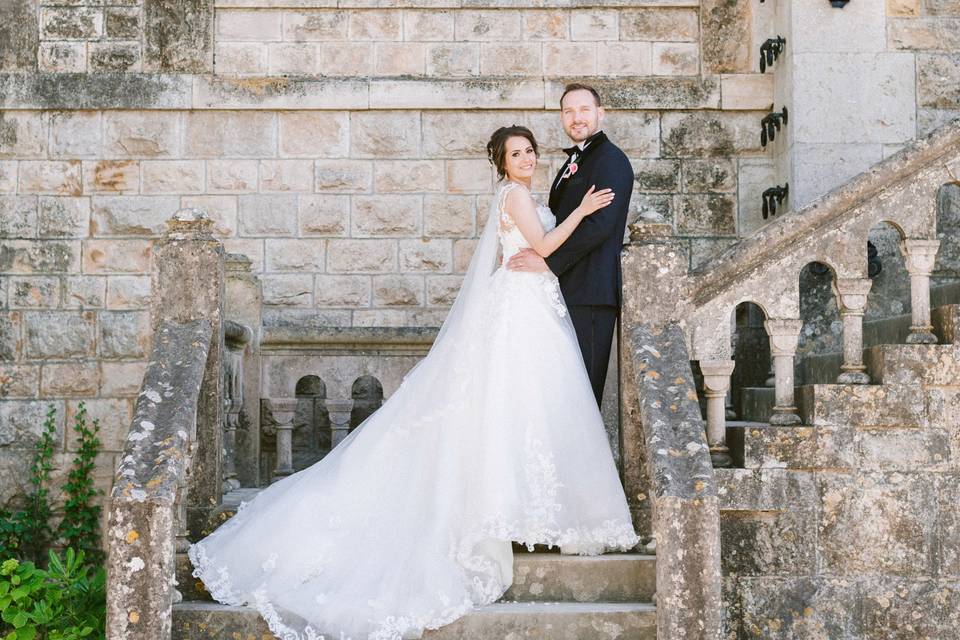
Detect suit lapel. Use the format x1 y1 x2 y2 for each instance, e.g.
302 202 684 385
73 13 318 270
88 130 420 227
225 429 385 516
549 132 610 217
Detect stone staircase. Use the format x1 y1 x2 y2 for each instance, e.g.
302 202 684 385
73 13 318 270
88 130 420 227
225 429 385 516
715 304 960 638
172 527 658 639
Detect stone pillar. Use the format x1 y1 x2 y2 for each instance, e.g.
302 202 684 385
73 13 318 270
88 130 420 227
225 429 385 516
619 222 689 538
902 239 941 344
225 254 262 487
327 399 355 448
268 398 297 481
222 321 252 493
699 360 736 468
832 278 874 383
764 319 803 425
151 209 224 539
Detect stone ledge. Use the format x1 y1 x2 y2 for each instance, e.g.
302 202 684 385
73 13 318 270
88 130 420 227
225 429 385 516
262 324 439 349
215 0 699 7
0 73 723 110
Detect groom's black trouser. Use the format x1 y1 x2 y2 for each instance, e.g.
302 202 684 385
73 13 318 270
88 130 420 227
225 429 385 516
568 305 618 407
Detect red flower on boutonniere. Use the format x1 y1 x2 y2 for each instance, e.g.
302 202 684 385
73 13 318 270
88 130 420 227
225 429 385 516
562 162 579 180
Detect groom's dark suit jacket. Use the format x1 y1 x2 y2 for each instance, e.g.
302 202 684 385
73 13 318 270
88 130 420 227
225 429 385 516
545 131 634 307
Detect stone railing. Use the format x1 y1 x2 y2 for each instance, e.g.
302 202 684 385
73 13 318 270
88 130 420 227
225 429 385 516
624 322 721 640
627 117 960 466
106 210 225 639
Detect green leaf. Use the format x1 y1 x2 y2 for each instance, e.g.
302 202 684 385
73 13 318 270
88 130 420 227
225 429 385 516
11 610 28 628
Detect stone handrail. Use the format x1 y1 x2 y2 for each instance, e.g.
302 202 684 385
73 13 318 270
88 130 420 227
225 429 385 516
105 320 212 639
626 323 721 640
626 117 960 465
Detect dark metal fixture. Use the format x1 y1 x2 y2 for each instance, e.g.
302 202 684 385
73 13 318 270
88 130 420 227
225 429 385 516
759 36 786 72
762 183 789 219
760 107 788 147
830 0 850 7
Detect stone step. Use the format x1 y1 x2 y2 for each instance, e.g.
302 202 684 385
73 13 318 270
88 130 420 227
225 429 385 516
796 383 926 428
182 552 656 605
172 600 658 640
737 387 775 423
864 342 960 386
504 553 656 603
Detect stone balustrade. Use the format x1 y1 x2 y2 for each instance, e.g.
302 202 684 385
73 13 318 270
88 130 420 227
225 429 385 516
106 209 225 639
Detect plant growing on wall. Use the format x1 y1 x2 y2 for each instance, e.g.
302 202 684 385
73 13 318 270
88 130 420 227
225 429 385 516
57 405 103 564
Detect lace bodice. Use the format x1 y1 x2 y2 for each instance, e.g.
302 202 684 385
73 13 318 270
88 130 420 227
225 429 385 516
497 182 556 264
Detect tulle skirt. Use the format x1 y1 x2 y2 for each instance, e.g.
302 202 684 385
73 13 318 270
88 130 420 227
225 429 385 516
188 268 639 640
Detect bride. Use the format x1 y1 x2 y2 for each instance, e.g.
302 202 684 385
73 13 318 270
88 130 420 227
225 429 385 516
188 125 639 640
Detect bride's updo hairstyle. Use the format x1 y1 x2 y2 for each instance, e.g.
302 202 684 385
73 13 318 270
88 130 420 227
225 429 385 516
486 125 539 181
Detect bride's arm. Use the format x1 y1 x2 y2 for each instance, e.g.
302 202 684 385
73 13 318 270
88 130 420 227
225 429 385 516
504 186 614 258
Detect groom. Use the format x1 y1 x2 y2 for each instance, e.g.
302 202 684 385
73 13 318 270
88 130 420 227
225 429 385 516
507 83 634 406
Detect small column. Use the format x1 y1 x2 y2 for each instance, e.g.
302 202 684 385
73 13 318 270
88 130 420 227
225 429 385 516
699 360 736 468
832 278 874 383
268 398 297 481
901 239 941 344
327 399 355 448
222 321 252 492
764 319 803 425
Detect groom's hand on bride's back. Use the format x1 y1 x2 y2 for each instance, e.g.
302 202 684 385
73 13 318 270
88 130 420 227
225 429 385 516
507 248 549 272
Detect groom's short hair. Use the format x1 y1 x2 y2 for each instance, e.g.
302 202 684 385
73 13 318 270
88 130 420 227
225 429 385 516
560 83 602 108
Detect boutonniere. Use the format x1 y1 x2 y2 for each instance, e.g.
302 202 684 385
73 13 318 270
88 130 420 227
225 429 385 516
562 160 579 180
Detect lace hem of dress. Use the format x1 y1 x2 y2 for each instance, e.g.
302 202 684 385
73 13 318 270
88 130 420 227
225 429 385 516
187 520 639 640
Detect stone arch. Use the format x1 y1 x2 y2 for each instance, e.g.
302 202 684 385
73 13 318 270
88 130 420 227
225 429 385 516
796 260 840 384
729 301 772 422
294 375 331 469
350 375 384 432
934 182 960 286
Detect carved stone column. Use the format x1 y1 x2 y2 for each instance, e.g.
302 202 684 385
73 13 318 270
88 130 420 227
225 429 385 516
832 278 873 383
699 360 736 467
327 399 355 448
268 398 297 481
901 239 941 344
764 319 803 425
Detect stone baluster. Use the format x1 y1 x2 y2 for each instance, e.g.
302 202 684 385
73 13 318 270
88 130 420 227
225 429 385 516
901 239 941 344
268 398 297 481
222 321 252 492
832 278 874 383
764 319 803 425
699 360 736 467
327 399 355 448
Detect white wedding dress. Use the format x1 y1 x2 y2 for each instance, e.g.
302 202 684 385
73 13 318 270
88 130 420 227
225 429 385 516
188 181 639 640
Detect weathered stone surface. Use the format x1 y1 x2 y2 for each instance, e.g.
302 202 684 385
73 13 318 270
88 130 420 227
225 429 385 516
105 7 140 39
258 159 313 192
39 361 100 398
24 310 96 359
676 194 736 236
543 42 596 75
652 42 699 76
265 239 325 272
720 74 774 111
144 0 212 72
327 239 396 273
83 160 140 194
620 8 697 41
91 195 180 236
0 73 192 110
63 275 105 309
9 276 60 308
41 7 103 40
238 194 297 236
917 54 960 110
505 554 656 603
214 42 265 74
818 471 935 576
737 577 861 639
446 158 493 194
405 10 455 41
372 274 424 306
0 400 64 448
721 509 816 575
682 158 736 193
207 159 258 194
100 360 148 397
426 43 479 76
185 111 275 157
0 161 15 193
18 161 82 196
38 196 90 238
89 42 141 72
99 310 150 358
298 195 348 236
352 195 421 237
0 365 39 398
279 111 348 157
700 0 751 73
799 383 926 428
104 111 180 158
423 195 476 237
743 425 856 470
399 239 452 272
314 275 371 307
0 312 22 362
597 42 652 76
351 112 421 158
0 240 79 273
0 0 39 72
426 274 462 305
889 17 960 50
82 239 152 274
38 42 85 73
261 274 312 307
0 196 38 238
0 112 45 158
662 111 761 157
106 275 151 309
371 78 543 109
192 75 368 110
455 10 521 41
50 111 101 158
314 159 372 193
267 42 317 74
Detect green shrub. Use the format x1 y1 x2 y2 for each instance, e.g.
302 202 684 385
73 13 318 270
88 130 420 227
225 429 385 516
57 405 103 565
0 549 106 640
